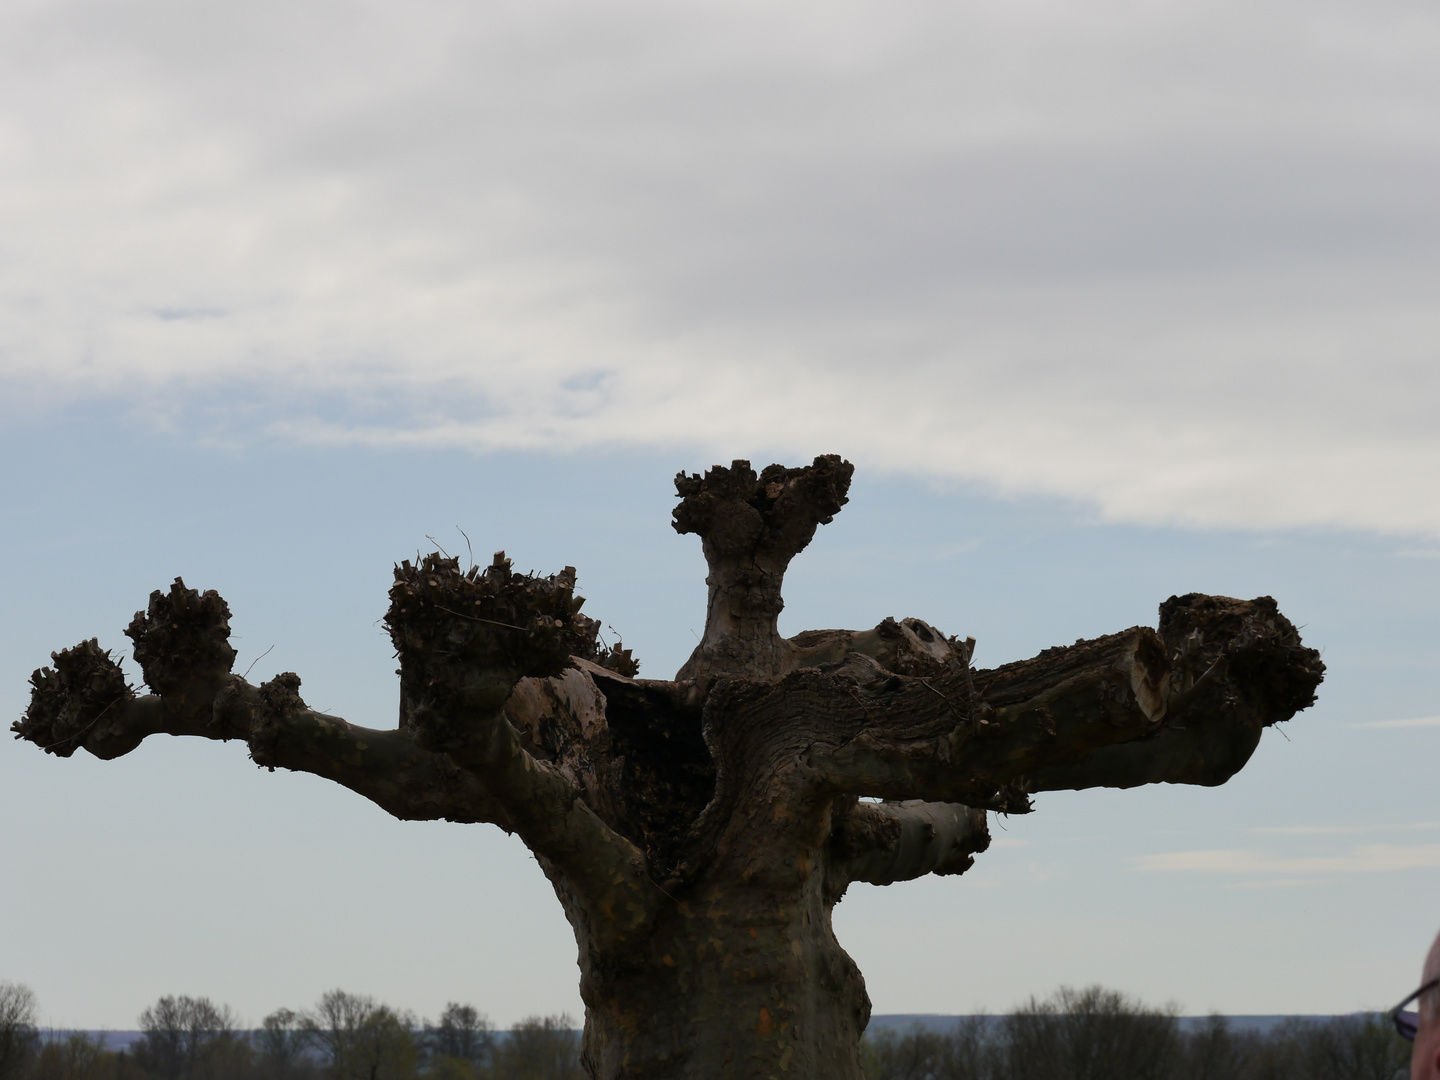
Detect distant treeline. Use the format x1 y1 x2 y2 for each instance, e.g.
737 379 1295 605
0 981 1411 1080
863 986 1409 1080
0 985 581 1080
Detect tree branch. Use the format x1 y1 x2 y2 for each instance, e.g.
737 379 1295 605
1022 593 1325 790
14 571 663 945
11 645 509 824
827 799 990 898
703 594 1320 816
672 455 853 682
384 553 662 941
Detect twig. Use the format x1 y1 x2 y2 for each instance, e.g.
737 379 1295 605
963 653 979 730
242 644 276 681
645 874 681 905
38 695 125 752
918 678 968 724
847 687 877 721
434 605 529 632
457 526 474 571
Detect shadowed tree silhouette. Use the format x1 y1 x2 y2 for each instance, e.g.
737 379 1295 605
494 1017 581 1080
134 996 240 1080
300 992 416 1080
424 1005 492 1074
13 457 1324 1079
256 1009 314 1080
0 983 38 1080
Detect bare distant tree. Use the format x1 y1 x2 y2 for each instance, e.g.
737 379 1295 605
256 1009 313 1080
864 1023 956 1080
494 1017 581 1080
1001 986 1178 1080
1178 1014 1254 1080
0 983 39 1080
301 993 415 1080
1287 1015 1409 1080
424 1006 491 1068
33 1032 107 1080
937 1016 999 1080
302 993 375 1070
134 996 238 1080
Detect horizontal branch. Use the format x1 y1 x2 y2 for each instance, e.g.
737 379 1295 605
12 656 510 825
704 594 1321 815
800 629 1168 809
827 799 989 897
1016 593 1325 791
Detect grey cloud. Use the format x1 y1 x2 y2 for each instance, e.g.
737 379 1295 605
3 0 1439 530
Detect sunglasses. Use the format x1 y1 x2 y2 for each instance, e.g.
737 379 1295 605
1392 977 1440 1042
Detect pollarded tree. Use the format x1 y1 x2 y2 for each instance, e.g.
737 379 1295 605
13 457 1324 1080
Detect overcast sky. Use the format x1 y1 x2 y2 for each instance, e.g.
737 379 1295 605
3 0 1439 1030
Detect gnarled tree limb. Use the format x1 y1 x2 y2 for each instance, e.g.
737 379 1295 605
383 553 662 940
827 799 990 897
702 596 1318 817
12 644 508 825
14 573 662 945
673 455 853 682
1024 593 1324 790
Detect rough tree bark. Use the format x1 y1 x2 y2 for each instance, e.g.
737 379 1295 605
13 456 1324 1080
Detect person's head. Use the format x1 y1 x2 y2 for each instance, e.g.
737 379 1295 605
1408 928 1440 1080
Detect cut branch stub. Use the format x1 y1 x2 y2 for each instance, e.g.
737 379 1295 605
247 672 306 771
594 641 640 678
13 639 135 757
828 799 991 898
386 551 602 749
1158 592 1324 724
125 577 237 697
1019 595 1324 792
790 617 969 677
673 455 854 682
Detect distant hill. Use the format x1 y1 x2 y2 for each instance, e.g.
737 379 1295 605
42 1032 146 1052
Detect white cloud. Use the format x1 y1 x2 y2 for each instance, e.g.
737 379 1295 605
1228 878 1329 890
1136 844 1440 875
1356 717 1440 729
4 0 1440 533
1249 822 1440 835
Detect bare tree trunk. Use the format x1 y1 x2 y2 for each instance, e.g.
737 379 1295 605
567 862 871 1078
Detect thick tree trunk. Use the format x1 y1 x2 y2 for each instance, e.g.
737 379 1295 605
561 796 991 1077
567 867 869 1080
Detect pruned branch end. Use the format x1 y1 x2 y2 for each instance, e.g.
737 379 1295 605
13 639 135 757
